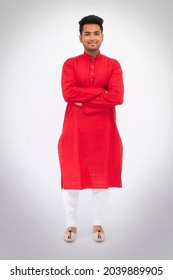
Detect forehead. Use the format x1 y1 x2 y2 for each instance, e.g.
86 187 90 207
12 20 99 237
82 24 101 33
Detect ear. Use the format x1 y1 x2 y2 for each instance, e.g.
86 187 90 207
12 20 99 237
79 35 82 43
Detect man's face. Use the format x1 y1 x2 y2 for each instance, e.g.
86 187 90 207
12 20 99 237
79 24 103 53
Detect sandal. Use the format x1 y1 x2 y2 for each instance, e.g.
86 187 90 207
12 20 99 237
93 226 105 242
64 227 77 242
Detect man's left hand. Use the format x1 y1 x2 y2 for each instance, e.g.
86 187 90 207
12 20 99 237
75 103 83 106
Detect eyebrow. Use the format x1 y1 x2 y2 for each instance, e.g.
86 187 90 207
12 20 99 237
84 31 101 35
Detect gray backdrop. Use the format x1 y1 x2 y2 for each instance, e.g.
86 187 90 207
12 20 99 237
0 0 173 259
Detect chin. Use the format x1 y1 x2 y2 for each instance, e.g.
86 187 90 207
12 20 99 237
88 48 98 52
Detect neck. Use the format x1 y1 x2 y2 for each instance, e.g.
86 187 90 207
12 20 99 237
84 49 100 58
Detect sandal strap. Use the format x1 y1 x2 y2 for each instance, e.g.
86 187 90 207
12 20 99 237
68 229 72 239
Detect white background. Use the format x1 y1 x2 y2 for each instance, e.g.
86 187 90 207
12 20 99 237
0 0 173 259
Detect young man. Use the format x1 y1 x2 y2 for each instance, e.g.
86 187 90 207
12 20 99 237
58 15 124 242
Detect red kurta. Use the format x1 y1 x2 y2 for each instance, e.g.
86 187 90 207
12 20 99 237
58 52 124 190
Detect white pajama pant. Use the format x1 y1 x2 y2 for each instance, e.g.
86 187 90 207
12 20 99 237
62 189 109 228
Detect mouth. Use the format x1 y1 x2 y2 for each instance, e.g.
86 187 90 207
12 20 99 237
89 43 97 47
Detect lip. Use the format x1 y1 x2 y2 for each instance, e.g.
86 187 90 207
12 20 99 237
89 43 97 46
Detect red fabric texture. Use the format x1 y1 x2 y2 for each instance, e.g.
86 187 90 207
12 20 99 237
58 52 124 190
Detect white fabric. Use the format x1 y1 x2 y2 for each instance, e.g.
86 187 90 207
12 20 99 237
92 189 109 226
62 189 109 228
62 190 79 227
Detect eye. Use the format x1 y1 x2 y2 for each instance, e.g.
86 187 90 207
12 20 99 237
94 32 101 35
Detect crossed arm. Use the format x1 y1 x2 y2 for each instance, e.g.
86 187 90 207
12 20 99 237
61 59 124 114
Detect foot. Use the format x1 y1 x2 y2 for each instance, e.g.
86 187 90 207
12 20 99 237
93 225 105 242
64 227 77 242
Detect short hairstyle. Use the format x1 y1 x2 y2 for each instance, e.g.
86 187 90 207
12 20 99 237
79 15 104 35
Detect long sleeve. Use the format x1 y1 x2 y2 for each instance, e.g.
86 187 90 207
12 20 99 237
83 60 124 114
61 58 105 103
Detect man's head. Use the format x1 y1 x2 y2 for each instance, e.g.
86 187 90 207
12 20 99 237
79 15 104 56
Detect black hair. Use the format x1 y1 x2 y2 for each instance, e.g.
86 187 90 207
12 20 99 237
79 15 104 35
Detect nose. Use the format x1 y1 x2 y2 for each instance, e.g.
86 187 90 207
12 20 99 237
89 34 96 42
